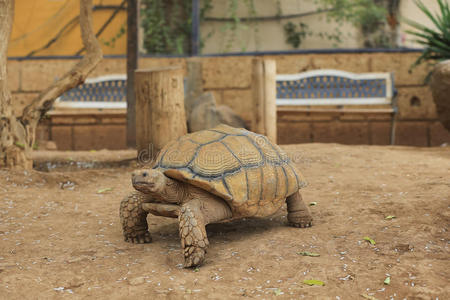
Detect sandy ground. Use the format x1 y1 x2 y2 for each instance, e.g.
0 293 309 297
0 144 449 299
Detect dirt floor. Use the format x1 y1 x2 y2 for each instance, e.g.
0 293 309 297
0 144 449 299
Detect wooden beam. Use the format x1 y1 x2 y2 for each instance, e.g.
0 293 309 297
277 107 394 114
126 0 138 148
47 108 126 116
185 57 203 116
252 58 277 143
191 0 200 55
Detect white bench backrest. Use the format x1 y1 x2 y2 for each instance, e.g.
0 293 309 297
276 69 394 106
54 74 127 109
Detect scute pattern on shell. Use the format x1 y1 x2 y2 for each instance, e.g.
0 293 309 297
153 124 306 217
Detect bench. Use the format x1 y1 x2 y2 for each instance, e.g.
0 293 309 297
53 74 187 111
276 69 398 144
53 74 127 110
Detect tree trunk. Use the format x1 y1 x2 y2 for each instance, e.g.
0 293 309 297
430 60 450 132
0 0 103 169
0 0 28 168
135 66 187 162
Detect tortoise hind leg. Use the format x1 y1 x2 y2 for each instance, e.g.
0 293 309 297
286 191 313 228
180 197 232 268
120 191 152 243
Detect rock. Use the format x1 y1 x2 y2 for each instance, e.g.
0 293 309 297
66 257 88 263
188 92 247 132
128 276 146 286
66 276 84 289
216 105 247 129
45 141 58 151
188 93 220 132
393 243 413 253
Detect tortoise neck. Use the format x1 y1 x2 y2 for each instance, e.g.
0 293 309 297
150 176 188 204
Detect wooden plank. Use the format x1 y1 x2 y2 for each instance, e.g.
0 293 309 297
191 0 200 55
252 58 277 143
48 108 126 116
277 107 394 114
185 57 203 116
53 102 126 109
277 98 392 106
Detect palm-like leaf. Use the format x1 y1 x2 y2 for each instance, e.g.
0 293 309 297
404 0 450 70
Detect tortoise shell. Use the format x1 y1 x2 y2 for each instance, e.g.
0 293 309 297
153 124 306 217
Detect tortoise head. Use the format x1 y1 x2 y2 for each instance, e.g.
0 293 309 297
131 169 167 194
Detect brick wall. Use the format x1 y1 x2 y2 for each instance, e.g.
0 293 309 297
8 51 450 150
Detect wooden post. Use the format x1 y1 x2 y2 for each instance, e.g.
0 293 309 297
252 58 277 143
185 57 204 116
126 0 139 148
135 66 187 161
191 0 200 55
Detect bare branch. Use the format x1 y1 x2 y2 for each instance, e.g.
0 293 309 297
26 15 79 57
20 0 103 142
76 0 126 56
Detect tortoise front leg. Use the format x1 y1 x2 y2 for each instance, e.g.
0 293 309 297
120 191 152 243
179 197 232 268
286 191 313 228
142 203 180 218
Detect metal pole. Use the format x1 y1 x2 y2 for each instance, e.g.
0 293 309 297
191 0 200 55
126 0 139 148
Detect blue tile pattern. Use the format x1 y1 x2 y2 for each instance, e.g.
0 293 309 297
59 80 127 102
276 76 387 99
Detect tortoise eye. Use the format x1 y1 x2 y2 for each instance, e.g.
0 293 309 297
142 172 148 177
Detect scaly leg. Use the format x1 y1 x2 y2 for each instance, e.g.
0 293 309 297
179 197 232 268
120 191 152 243
142 202 180 218
286 191 313 228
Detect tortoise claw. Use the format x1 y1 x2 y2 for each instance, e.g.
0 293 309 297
184 247 206 268
288 220 312 228
286 192 313 229
125 231 152 244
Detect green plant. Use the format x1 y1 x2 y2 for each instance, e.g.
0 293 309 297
140 0 395 54
283 0 393 49
101 21 126 48
219 0 259 52
404 0 450 70
141 0 193 55
320 0 387 33
140 0 259 54
316 0 390 47
284 22 310 48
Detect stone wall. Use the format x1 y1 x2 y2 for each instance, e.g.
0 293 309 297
8 51 450 150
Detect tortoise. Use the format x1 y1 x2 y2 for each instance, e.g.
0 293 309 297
120 124 312 267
